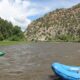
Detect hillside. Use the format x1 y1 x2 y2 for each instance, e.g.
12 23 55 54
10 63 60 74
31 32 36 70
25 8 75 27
25 4 80 41
0 18 24 41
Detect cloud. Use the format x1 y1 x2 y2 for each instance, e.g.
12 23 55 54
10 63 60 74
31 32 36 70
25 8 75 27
0 0 31 31
0 0 51 31
0 0 80 31
0 0 52 31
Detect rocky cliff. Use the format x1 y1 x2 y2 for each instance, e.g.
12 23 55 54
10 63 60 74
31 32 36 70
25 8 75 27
25 4 80 41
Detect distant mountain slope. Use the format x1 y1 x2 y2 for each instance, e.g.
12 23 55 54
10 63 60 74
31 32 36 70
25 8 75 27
25 4 80 41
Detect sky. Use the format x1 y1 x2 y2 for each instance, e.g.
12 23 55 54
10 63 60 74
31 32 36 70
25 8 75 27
0 0 80 31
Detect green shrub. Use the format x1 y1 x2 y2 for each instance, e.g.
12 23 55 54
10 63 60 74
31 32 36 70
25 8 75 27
8 35 21 41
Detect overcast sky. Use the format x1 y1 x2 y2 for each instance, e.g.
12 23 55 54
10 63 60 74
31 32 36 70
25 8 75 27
0 0 80 31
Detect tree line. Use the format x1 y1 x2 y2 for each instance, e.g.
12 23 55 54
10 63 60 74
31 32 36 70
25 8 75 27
0 18 24 41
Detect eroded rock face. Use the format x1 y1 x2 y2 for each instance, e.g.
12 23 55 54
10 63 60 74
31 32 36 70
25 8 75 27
25 4 80 41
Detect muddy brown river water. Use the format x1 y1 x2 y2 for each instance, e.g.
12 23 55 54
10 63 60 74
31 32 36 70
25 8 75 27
0 42 80 80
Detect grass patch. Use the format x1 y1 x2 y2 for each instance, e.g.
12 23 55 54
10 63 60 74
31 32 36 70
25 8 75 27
0 41 27 46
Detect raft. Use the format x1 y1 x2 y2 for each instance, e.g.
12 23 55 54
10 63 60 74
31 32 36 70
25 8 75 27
51 63 80 80
0 51 5 56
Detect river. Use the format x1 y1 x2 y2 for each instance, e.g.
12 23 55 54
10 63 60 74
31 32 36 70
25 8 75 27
0 42 80 80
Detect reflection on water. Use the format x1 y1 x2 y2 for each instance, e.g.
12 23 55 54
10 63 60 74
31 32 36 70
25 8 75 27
0 42 80 80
